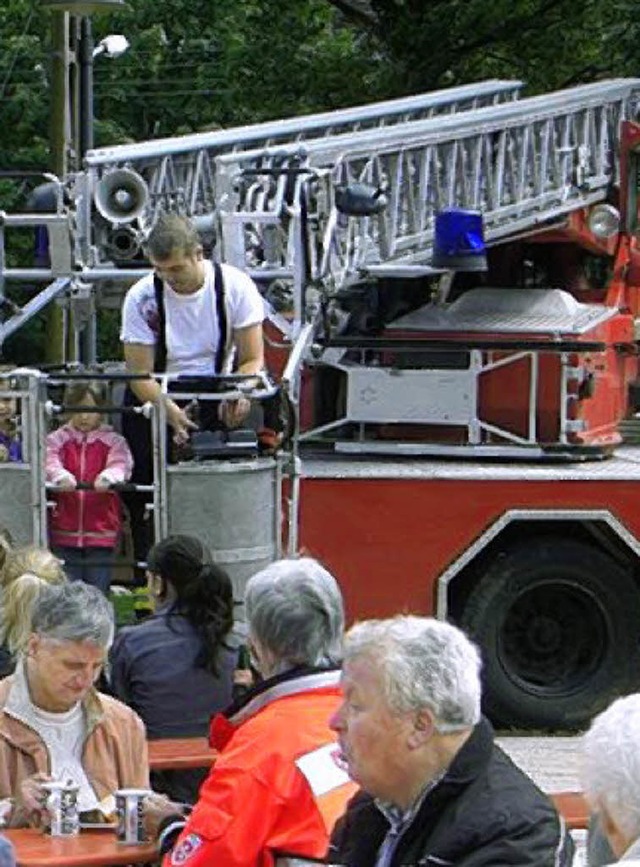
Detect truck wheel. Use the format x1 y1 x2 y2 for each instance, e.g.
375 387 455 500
458 537 640 729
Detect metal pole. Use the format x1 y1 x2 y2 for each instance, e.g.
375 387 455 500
78 16 95 363
45 10 70 364
79 16 94 157
49 11 69 179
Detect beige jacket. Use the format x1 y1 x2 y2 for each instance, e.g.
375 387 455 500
0 667 149 827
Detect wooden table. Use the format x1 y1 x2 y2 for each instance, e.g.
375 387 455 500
148 736 217 771
3 828 158 867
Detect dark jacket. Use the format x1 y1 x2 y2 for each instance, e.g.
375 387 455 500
109 607 241 803
109 606 241 737
328 718 573 867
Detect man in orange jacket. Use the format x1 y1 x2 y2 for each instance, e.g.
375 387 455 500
144 557 356 867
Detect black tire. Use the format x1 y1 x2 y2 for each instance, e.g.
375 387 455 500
459 536 640 729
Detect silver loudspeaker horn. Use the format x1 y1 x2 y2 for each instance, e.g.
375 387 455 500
94 168 149 225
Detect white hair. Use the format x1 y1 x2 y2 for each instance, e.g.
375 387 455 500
245 557 344 671
344 616 481 732
30 581 114 649
581 694 640 841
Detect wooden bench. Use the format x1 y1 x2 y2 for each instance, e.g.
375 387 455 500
147 736 217 771
550 791 589 830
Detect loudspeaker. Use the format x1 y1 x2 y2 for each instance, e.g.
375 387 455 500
94 169 149 225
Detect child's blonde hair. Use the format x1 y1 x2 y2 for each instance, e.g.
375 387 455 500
63 380 106 408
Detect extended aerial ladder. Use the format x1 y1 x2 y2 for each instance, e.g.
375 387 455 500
202 78 640 457
0 78 523 357
212 78 640 326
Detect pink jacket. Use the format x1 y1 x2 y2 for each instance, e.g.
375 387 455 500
45 424 133 548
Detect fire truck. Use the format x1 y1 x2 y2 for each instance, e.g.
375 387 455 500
2 77 640 729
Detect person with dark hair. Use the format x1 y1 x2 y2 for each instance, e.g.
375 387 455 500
109 534 245 802
121 213 265 442
45 379 133 594
119 213 265 575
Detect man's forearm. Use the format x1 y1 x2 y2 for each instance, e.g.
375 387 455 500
129 376 184 429
129 375 163 406
236 358 264 375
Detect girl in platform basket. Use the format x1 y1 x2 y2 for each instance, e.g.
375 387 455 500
45 379 133 595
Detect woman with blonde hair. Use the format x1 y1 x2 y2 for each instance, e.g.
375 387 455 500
0 546 67 678
0 545 64 591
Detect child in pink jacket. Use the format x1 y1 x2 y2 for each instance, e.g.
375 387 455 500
46 380 133 595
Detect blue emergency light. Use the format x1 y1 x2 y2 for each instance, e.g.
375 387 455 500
432 208 488 272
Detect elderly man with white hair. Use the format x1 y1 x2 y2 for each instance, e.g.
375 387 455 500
144 557 357 867
328 615 574 867
581 694 640 865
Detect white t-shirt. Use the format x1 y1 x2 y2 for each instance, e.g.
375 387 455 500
120 260 265 374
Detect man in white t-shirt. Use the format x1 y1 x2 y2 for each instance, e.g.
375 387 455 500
120 212 265 442
119 213 265 571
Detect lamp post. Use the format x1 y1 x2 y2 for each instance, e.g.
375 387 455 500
79 28 129 157
40 0 127 363
41 0 128 165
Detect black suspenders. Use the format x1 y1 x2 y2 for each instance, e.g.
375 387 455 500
153 262 228 374
153 273 167 373
212 262 228 372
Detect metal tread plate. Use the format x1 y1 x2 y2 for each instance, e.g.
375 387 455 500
300 445 640 481
387 288 616 336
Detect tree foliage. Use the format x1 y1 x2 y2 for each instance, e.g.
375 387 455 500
91 0 383 144
325 0 640 95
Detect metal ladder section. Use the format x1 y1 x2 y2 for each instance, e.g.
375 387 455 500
213 78 640 314
85 79 522 167
75 79 522 264
0 80 521 353
81 79 521 209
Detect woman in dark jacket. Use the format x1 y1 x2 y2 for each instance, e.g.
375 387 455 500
109 534 245 802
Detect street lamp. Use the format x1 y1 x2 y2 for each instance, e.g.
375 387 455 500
93 34 129 59
79 27 130 156
40 0 128 167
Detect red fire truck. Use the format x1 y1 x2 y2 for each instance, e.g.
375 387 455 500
3 77 640 729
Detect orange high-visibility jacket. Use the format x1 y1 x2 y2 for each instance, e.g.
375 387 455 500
163 670 356 867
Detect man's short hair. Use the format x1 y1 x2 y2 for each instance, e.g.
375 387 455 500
30 581 114 649
344 616 482 732
581 693 640 841
245 557 344 672
143 213 201 260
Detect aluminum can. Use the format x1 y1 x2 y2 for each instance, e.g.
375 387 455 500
41 781 80 837
115 788 149 844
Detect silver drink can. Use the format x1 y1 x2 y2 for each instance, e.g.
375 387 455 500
42 781 80 837
115 789 149 844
